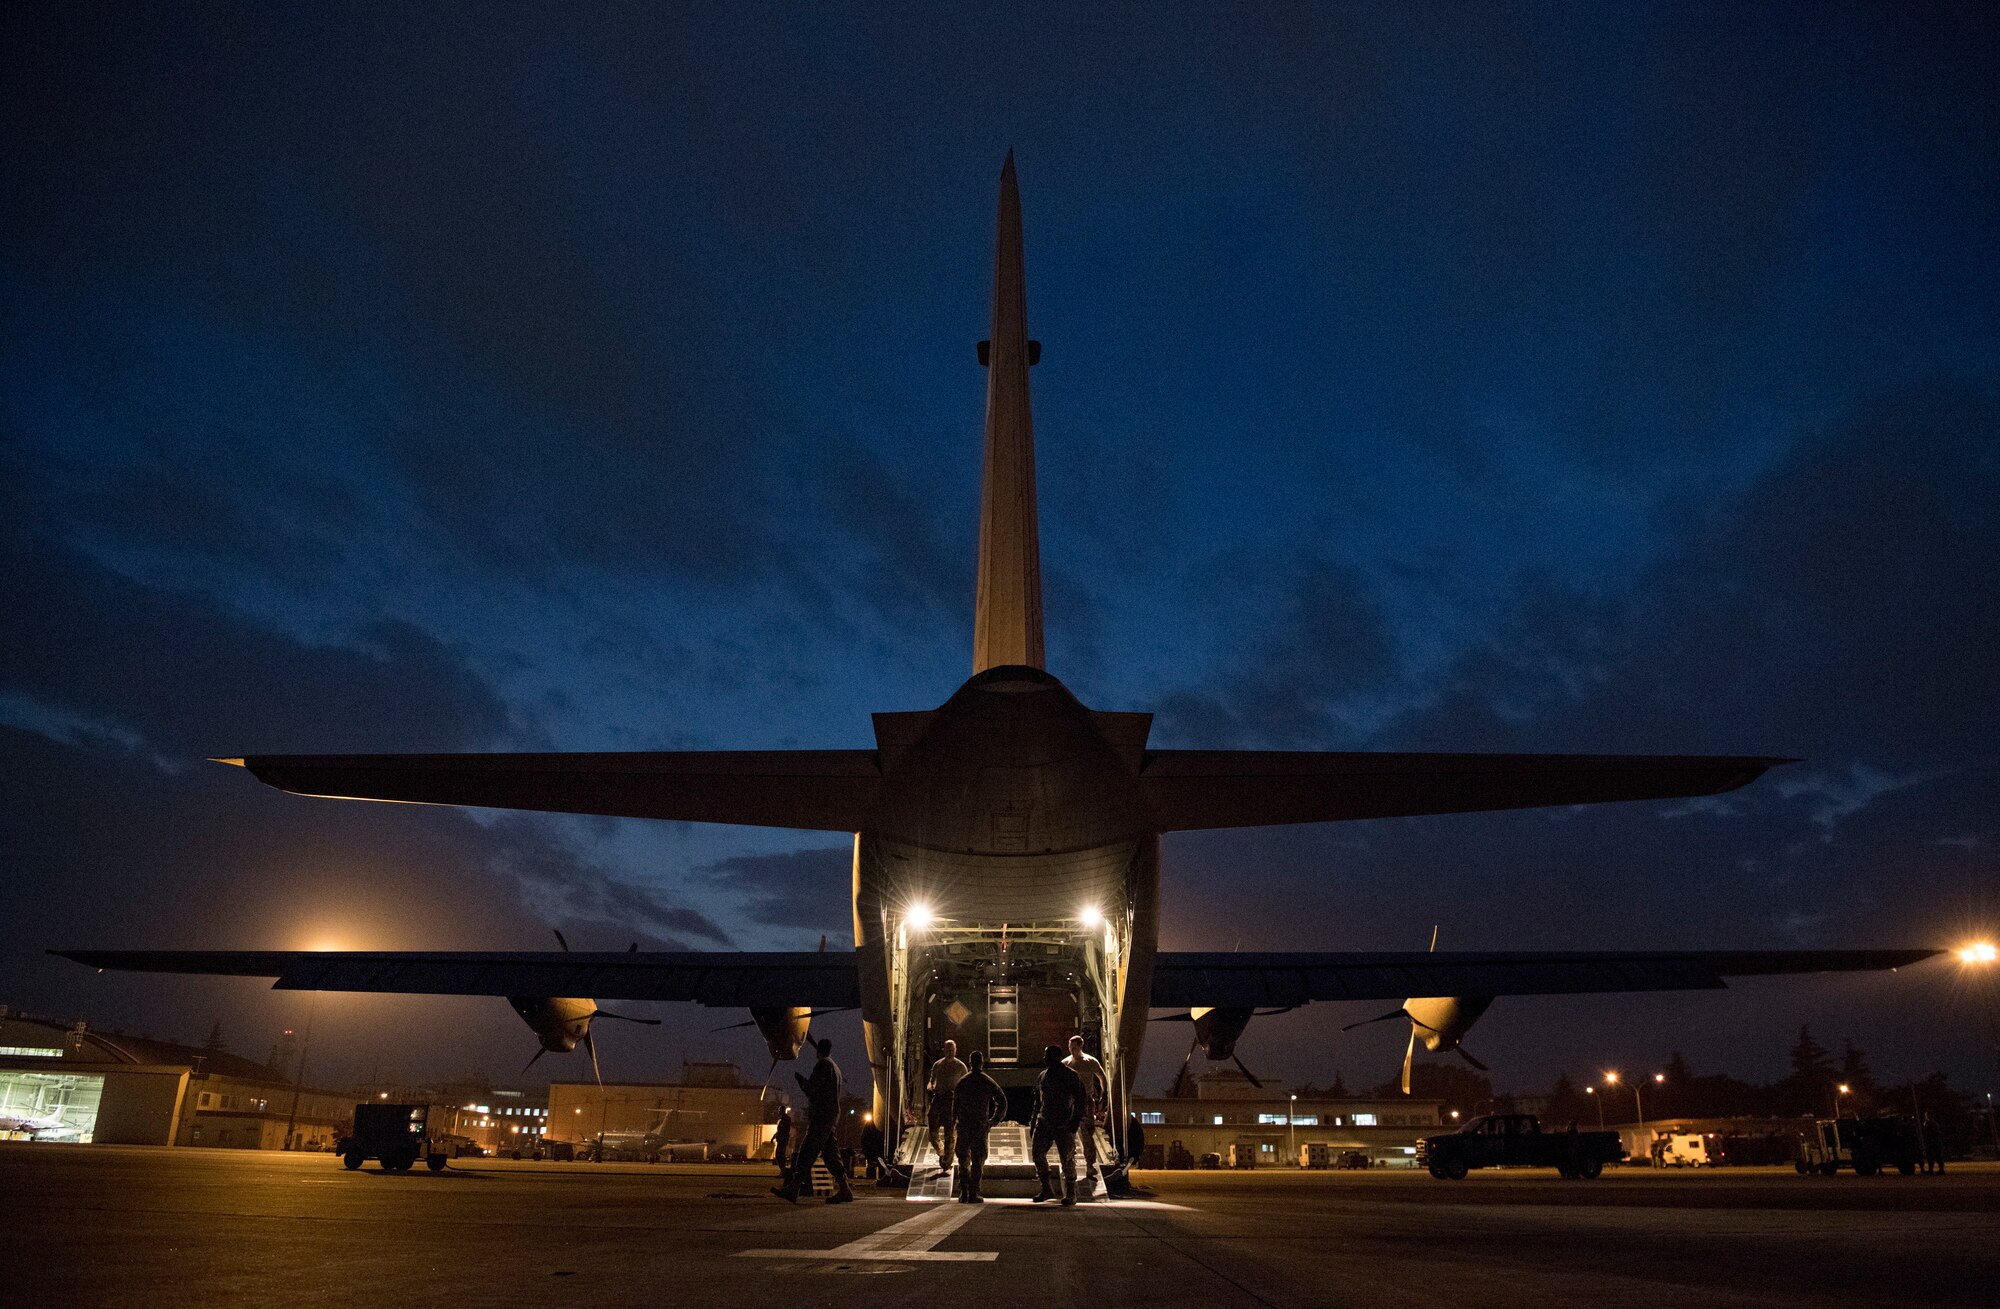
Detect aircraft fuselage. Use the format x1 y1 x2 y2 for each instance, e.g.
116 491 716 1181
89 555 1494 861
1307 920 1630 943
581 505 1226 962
848 664 1160 1144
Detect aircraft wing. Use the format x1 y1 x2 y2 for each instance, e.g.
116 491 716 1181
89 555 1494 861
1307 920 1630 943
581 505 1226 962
1148 948 1939 1008
53 950 862 1008
1139 750 1790 830
219 751 882 832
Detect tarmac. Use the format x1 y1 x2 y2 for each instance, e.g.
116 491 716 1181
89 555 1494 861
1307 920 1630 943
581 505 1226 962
4 1144 1995 1308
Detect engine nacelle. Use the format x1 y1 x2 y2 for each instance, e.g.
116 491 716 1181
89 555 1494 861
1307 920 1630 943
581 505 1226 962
509 996 597 1053
1404 996 1493 1053
750 1006 814 1062
1190 1006 1255 1060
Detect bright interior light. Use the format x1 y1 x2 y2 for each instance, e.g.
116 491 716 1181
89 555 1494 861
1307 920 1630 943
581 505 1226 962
1959 942 1998 964
1079 905 1102 929
905 901 934 931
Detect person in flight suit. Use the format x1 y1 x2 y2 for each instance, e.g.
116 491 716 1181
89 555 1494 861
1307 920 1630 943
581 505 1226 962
952 1050 1009 1203
1064 1034 1109 1184
926 1038 969 1175
772 1038 854 1204
1031 1043 1088 1206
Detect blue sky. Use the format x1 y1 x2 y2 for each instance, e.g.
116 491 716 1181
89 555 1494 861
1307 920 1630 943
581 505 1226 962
4 2 1995 1096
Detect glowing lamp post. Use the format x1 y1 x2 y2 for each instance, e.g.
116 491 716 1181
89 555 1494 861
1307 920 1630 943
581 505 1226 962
1585 1086 1603 1130
1289 1093 1297 1166
1606 1070 1661 1134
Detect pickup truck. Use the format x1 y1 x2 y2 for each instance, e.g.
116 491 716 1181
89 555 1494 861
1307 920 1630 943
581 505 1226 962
1417 1113 1625 1180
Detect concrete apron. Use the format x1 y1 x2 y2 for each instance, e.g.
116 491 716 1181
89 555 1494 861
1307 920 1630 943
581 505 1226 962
905 1122 1110 1200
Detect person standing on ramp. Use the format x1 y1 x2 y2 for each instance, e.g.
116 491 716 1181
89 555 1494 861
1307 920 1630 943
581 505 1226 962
953 1050 1008 1203
772 1038 854 1204
1064 1034 1109 1185
1031 1043 1088 1205
926 1038 969 1175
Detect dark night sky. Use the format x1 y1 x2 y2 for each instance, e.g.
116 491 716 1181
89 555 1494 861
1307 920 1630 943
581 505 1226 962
4 3 1996 1099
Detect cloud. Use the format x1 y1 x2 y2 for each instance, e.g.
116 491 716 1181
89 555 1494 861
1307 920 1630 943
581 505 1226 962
696 846 854 939
0 535 517 756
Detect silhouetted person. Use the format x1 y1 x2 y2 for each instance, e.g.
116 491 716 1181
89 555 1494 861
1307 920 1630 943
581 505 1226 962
1031 1043 1088 1205
1921 1114 1945 1175
952 1050 1008 1203
773 1106 793 1175
1064 1034 1109 1183
926 1038 968 1174
860 1118 886 1180
1127 1113 1147 1167
773 1037 853 1204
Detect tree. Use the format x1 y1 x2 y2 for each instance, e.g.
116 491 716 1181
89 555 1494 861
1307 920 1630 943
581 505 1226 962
201 1022 228 1056
1839 1041 1875 1095
1327 1069 1350 1098
1378 1061 1493 1110
1659 1052 1694 1118
1789 1025 1832 1079
1545 1072 1592 1128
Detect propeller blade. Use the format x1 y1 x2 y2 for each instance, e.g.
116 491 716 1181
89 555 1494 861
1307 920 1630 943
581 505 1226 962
522 1046 548 1074
627 942 638 952
1342 1008 1408 1032
1231 1053 1264 1089
584 1027 603 1089
588 1011 662 1026
758 1054 779 1102
1457 1047 1489 1073
1401 1027 1416 1096
1252 1006 1298 1018
552 928 570 953
1167 1034 1200 1097
710 1018 758 1032
1429 924 1439 952
1151 1012 1195 1023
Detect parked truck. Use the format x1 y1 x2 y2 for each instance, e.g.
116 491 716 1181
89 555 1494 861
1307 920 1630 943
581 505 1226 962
1794 1115 1921 1176
337 1102 451 1172
1417 1113 1625 1180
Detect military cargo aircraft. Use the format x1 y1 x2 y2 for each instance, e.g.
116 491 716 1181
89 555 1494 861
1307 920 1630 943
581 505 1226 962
58 154 1936 1163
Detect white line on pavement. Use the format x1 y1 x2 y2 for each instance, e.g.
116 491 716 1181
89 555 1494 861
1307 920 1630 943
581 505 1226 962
737 1199 997 1263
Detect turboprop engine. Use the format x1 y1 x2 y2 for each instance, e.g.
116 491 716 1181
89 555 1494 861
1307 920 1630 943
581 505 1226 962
1158 1004 1297 1090
1343 995 1494 1093
1342 927 1495 1093
507 931 660 1076
750 1006 813 1062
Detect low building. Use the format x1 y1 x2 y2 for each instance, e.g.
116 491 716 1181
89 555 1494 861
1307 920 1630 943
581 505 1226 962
0 1009 352 1149
547 1060 772 1160
1132 1070 1446 1167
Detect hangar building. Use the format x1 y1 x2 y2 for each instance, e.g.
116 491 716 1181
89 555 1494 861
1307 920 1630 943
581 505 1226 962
0 1009 352 1149
1131 1070 1445 1167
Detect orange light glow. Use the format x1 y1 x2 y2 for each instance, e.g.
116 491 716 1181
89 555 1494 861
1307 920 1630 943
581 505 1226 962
1959 942 1998 964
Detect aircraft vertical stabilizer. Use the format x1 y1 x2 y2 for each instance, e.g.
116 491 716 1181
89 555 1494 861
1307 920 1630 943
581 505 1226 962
973 150 1045 672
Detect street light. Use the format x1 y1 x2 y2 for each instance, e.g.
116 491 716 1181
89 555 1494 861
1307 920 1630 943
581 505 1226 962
1585 1086 1603 1130
282 997 318 1150
1289 1093 1297 1166
1605 1070 1656 1133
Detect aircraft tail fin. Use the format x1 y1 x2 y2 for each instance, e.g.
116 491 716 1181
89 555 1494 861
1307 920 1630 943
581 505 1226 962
972 150 1045 673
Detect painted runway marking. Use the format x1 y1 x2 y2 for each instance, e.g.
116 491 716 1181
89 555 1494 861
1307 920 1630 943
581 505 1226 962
737 1198 997 1263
